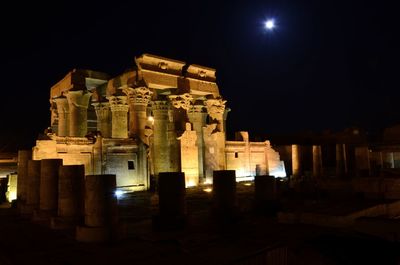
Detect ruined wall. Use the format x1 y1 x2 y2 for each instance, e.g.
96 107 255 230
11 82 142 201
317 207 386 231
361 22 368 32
225 135 286 180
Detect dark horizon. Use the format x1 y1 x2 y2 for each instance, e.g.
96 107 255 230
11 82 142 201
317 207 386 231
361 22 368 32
1 0 399 151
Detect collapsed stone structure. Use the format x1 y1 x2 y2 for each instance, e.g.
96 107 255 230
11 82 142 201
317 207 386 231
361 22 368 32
33 54 285 190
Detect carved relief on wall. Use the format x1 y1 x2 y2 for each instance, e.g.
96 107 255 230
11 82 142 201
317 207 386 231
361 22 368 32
168 93 193 110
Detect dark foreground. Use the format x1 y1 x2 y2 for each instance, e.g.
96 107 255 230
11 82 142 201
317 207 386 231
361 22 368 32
0 184 399 265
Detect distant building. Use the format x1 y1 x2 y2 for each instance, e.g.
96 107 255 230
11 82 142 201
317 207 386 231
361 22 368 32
33 54 285 190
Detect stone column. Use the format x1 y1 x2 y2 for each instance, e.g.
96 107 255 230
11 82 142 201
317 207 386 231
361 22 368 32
50 100 58 134
204 98 227 182
254 175 277 212
312 145 323 178
54 96 69 137
17 150 32 206
205 97 227 132
355 146 370 176
168 93 194 173
66 90 92 137
25 160 41 213
336 143 347 177
291 145 301 178
383 152 394 169
178 123 199 187
255 175 276 202
125 87 153 141
76 174 120 242
188 104 207 181
158 172 186 217
51 165 85 229
92 102 111 138
212 170 236 215
39 159 63 213
109 94 129 139
152 100 170 176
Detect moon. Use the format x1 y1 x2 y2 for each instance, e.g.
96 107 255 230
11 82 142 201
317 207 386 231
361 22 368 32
265 19 275 30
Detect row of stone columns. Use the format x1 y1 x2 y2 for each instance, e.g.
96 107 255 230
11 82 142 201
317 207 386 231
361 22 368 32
17 152 121 242
153 170 278 229
292 144 348 178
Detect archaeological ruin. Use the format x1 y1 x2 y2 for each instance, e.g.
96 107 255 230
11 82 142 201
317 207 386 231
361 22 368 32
32 54 286 191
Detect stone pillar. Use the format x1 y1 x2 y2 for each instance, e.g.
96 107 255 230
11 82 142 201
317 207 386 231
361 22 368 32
188 104 207 181
6 173 17 202
17 150 32 206
312 145 323 178
291 145 301 178
49 99 58 134
254 175 278 212
92 102 111 138
179 123 199 187
157 172 186 220
51 165 84 229
54 96 69 137
109 94 129 139
25 160 41 213
383 152 394 169
204 98 227 182
205 98 227 132
39 159 63 213
355 146 370 176
255 175 276 202
125 87 153 141
223 108 230 135
336 143 347 177
152 100 170 176
66 90 92 137
76 174 120 242
212 170 236 214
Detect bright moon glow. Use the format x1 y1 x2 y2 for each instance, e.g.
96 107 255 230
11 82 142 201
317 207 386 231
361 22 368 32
265 19 275 30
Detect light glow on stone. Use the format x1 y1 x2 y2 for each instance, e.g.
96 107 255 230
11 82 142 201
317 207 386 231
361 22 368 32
115 190 124 198
203 187 212 193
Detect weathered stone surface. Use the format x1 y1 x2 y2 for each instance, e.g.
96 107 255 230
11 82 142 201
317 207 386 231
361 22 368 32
17 150 32 204
158 172 186 217
179 124 199 187
84 174 117 227
212 170 236 212
66 90 92 137
39 159 62 211
255 175 276 202
26 160 41 209
58 165 84 218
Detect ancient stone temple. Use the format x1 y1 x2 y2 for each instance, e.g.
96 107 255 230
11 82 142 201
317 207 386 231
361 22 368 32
33 54 285 190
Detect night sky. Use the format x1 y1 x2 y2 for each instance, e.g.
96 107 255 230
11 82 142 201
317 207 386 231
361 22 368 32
0 0 399 150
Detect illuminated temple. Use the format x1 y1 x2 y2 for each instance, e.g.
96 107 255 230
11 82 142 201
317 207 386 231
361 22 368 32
33 54 285 190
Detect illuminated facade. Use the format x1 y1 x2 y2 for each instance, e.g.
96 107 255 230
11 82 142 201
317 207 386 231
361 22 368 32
33 54 285 190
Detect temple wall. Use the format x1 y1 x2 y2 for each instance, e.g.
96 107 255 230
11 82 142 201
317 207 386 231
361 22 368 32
225 138 286 180
33 138 145 190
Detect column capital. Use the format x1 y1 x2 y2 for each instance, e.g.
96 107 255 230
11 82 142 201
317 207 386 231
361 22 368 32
168 93 193 110
188 103 206 114
205 98 226 120
151 100 169 111
53 96 69 113
124 86 153 105
66 90 92 109
108 95 129 112
92 101 110 110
